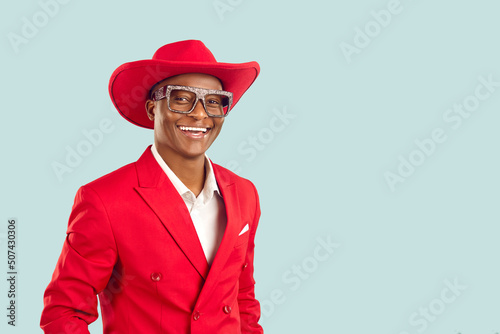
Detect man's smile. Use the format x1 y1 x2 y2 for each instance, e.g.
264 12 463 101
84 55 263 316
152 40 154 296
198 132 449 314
177 125 212 138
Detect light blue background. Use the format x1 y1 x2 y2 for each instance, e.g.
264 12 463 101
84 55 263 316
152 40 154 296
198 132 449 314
1 0 499 333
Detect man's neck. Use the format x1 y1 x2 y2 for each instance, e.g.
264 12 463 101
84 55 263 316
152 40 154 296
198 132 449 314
158 149 206 197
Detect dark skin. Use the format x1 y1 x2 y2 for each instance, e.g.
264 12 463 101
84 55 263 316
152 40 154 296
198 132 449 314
145 73 225 197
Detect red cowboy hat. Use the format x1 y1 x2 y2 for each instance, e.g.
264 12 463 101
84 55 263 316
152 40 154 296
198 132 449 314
109 40 260 129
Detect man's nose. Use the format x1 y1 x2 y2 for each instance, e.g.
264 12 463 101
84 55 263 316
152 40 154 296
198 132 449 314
189 99 209 119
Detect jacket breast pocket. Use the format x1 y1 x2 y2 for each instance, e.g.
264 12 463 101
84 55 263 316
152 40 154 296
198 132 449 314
234 225 250 248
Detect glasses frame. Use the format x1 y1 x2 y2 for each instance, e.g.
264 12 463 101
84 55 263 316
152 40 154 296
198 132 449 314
151 85 233 118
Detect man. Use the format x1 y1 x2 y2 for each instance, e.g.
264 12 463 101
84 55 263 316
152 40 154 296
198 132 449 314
41 40 263 333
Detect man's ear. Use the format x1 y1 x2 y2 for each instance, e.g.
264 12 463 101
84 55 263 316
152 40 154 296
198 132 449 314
145 99 155 121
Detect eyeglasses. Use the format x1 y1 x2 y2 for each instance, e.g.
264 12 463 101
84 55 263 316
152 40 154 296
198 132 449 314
151 85 233 118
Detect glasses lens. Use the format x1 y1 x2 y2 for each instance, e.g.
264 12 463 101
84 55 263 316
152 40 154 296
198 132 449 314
168 89 196 112
168 88 230 116
204 94 230 116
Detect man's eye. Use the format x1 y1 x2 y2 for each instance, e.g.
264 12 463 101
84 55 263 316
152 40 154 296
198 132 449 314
207 99 221 105
173 96 191 103
206 95 222 105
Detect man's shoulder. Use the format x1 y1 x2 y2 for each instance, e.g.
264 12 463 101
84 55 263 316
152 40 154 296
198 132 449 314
84 161 137 190
211 162 257 191
82 147 153 191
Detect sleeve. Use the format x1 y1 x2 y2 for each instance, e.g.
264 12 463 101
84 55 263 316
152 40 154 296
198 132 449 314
237 182 264 334
40 185 117 334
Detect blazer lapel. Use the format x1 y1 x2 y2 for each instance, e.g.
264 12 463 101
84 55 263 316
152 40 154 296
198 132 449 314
197 163 244 301
133 147 209 280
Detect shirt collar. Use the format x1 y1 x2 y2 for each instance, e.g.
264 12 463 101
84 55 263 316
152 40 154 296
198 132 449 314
150 144 221 204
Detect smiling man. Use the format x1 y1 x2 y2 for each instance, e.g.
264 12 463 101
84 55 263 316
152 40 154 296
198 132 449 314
147 73 227 199
41 40 263 333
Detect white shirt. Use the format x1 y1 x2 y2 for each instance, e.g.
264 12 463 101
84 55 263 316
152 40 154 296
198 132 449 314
151 144 227 265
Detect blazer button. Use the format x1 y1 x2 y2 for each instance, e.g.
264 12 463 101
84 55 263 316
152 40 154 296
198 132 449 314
242 263 248 270
223 305 232 314
150 272 162 282
193 310 201 321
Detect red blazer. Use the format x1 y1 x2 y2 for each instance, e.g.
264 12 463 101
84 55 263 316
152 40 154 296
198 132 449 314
41 146 263 334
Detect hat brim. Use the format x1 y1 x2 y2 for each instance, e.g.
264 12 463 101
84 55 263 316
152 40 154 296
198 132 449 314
109 59 260 129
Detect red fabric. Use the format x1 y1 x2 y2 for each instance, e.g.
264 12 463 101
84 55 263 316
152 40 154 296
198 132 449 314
40 146 263 334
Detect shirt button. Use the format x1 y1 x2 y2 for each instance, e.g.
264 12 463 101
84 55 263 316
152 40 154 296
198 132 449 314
150 272 162 282
193 310 201 321
223 305 232 314
242 263 248 270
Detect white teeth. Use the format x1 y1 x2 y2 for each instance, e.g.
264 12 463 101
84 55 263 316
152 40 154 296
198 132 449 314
179 126 208 133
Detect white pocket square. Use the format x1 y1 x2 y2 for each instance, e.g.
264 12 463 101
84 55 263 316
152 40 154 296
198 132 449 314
238 224 249 236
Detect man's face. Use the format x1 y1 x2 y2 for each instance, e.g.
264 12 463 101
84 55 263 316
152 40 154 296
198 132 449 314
146 73 225 162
